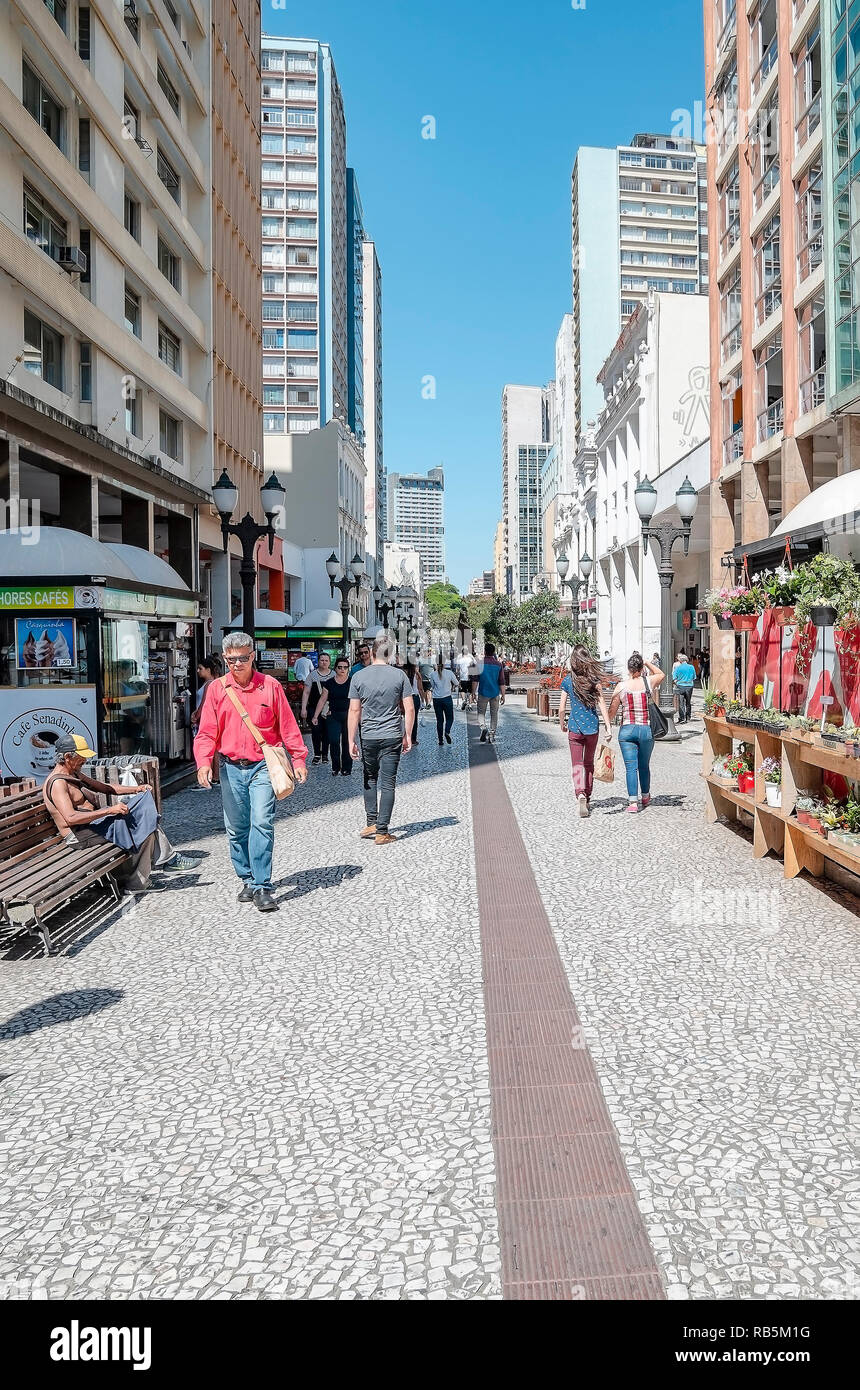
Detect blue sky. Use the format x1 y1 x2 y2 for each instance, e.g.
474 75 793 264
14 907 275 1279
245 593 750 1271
264 0 705 590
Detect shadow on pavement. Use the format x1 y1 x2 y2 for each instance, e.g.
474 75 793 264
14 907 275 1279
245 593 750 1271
275 863 363 902
393 816 459 838
0 988 124 1039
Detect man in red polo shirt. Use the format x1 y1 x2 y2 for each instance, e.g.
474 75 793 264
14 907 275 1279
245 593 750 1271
195 631 308 913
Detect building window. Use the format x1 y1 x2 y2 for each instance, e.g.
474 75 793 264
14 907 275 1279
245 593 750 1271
262 328 284 349
79 341 91 401
287 245 316 266
286 303 316 322
262 108 284 126
159 409 181 461
796 162 822 282
123 93 139 141
720 266 742 360
262 81 284 100
286 358 315 377
77 6 91 60
156 147 180 204
263 386 284 406
753 213 781 326
124 1 139 42
286 219 316 239
23 183 67 261
262 216 283 237
287 329 316 349
158 321 181 373
262 133 284 154
262 301 283 321
263 412 284 432
750 0 778 95
717 160 740 259
288 386 317 406
124 189 140 241
22 60 64 150
263 273 285 293
23 310 63 389
286 109 315 127
755 333 783 441
715 61 738 159
750 93 779 210
798 296 826 414
163 0 179 31
287 414 315 432
262 50 285 71
157 61 180 118
794 23 821 151
157 235 180 290
43 0 67 33
287 135 315 154
262 357 284 377
262 191 285 210
79 227 91 285
78 117 91 174
262 161 283 181
124 284 141 337
125 384 140 436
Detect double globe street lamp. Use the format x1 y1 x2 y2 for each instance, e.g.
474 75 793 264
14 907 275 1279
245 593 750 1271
212 469 286 643
556 550 594 636
634 474 699 742
326 552 365 654
372 584 397 630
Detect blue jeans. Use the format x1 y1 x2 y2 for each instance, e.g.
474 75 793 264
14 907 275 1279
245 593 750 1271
220 759 276 890
618 724 654 799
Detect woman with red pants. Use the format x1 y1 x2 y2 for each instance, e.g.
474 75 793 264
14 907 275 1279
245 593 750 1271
558 648 613 819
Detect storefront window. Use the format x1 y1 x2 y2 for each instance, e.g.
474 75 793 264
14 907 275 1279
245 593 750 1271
102 618 153 757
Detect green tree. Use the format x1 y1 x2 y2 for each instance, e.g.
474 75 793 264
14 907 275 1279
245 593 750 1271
425 582 465 634
490 592 598 663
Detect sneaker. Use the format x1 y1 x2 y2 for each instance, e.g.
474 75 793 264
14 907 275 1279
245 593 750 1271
489 732 495 744
159 854 196 872
359 825 377 839
445 733 452 744
627 802 639 814
578 794 590 819
375 833 397 846
479 729 488 742
641 794 651 809
311 755 322 765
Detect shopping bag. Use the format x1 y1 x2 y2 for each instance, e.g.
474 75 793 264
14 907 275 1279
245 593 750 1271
593 742 615 783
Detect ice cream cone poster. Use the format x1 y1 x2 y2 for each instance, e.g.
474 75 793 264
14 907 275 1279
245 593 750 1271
15 618 76 669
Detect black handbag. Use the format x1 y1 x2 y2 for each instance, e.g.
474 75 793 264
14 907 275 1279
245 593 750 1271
643 673 669 739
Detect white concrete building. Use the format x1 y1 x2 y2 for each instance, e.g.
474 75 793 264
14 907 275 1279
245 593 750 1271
501 384 553 601
386 466 445 586
593 292 711 670
572 134 708 443
362 238 383 585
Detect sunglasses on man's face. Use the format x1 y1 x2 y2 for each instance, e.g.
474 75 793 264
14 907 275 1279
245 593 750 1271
225 653 253 666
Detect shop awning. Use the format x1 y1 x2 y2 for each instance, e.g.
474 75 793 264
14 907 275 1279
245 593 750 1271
0 526 138 582
291 608 361 633
227 607 294 631
772 472 860 536
105 543 191 593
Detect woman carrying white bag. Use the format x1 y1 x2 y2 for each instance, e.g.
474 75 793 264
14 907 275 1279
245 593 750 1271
558 648 614 819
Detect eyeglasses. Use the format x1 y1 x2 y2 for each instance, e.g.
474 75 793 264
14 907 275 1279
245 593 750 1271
224 653 253 665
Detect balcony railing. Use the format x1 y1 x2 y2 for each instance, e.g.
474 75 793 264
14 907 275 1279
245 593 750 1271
757 398 784 441
797 233 822 281
756 284 782 326
752 36 778 95
720 212 740 259
799 368 826 415
723 430 744 468
716 3 737 60
795 92 821 152
721 323 742 360
753 161 780 211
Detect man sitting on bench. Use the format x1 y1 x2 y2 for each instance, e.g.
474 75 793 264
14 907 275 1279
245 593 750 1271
43 735 192 893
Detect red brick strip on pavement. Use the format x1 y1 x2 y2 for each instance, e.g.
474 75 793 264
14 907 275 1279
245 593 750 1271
468 731 665 1301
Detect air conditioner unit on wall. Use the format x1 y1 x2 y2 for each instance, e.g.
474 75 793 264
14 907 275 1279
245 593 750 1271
57 246 87 274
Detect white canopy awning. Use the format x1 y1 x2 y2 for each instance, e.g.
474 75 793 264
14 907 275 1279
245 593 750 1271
291 608 361 632
0 526 138 582
773 472 860 536
105 543 190 592
227 607 294 631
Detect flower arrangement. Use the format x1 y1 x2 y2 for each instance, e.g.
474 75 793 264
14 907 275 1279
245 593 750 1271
755 565 804 610
703 585 764 619
792 553 860 671
701 684 727 716
758 757 781 784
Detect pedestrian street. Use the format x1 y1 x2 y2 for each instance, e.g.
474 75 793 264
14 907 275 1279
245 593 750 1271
0 698 857 1300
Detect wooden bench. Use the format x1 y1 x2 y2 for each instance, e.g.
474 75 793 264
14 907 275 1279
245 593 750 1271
0 788 127 956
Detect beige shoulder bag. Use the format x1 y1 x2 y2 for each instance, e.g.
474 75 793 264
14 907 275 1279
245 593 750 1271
220 677 296 799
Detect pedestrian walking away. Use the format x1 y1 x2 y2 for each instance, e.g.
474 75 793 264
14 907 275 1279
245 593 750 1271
673 649 696 724
348 633 414 845
312 656 353 776
455 648 476 710
429 654 458 744
419 653 434 708
700 646 710 683
301 651 332 764
195 631 308 911
558 648 613 818
473 642 505 742
43 735 194 892
401 658 424 747
608 652 665 812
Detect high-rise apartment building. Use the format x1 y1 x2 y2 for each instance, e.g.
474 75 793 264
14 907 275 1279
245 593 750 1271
259 35 347 437
571 134 708 440
346 168 364 441
704 0 837 697
501 385 553 602
362 239 384 582
386 467 446 586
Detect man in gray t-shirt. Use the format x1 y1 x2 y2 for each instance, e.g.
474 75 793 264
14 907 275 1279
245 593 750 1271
349 636 415 845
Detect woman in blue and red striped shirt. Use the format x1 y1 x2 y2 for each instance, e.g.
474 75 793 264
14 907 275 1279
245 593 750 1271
608 652 665 813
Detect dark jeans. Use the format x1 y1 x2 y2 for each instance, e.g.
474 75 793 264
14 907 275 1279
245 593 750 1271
311 718 329 760
433 696 454 741
618 724 654 798
568 730 599 799
676 687 692 722
326 713 352 773
361 737 402 834
411 694 421 745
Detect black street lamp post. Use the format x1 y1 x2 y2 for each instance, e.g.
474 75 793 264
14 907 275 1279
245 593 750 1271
213 469 286 643
634 474 699 743
555 551 594 637
327 552 366 654
372 584 396 630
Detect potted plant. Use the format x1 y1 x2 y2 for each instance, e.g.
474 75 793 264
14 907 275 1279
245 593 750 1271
702 684 727 718
759 756 782 807
711 753 746 785
819 806 842 840
793 552 860 644
756 566 803 626
738 767 756 796
806 801 824 834
726 585 764 632
703 587 736 631
795 793 814 826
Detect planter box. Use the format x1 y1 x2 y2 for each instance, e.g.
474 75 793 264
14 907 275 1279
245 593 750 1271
731 614 760 632
771 606 796 626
